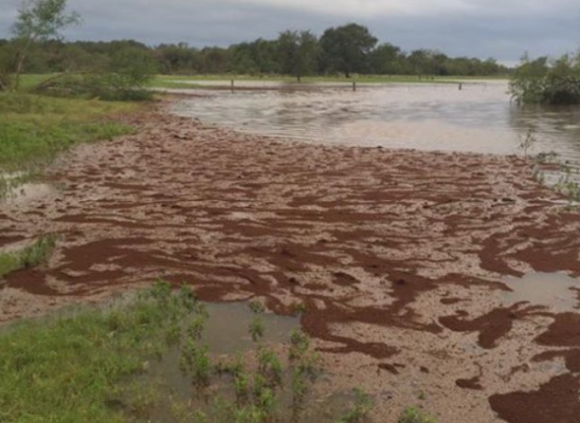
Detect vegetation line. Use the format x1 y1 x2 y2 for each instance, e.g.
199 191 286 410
0 283 438 423
0 234 57 280
0 93 136 174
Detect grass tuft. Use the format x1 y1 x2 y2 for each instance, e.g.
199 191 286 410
0 234 57 279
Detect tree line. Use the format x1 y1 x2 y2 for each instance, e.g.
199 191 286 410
0 23 509 80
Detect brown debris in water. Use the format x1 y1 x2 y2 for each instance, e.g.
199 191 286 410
489 374 580 423
2 105 580 422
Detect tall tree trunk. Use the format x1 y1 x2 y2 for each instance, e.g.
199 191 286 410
13 38 33 92
14 53 26 91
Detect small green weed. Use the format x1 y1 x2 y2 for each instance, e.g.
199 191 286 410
337 388 374 423
0 234 57 279
398 406 437 423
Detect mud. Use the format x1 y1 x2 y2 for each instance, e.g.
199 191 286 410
1 103 580 422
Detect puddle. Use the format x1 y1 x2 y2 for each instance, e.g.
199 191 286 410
144 301 299 398
187 301 299 354
502 272 580 312
1 171 56 205
4 182 56 205
132 301 363 423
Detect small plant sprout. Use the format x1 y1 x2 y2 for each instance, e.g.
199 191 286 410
397 406 438 423
291 368 307 422
519 128 536 158
179 283 198 311
151 280 172 302
251 373 277 422
249 316 265 342
187 315 207 341
289 330 320 380
555 163 580 206
180 339 211 388
289 330 310 362
165 320 181 346
256 346 283 388
214 355 244 377
234 369 251 405
249 300 266 314
338 389 374 423
291 301 307 316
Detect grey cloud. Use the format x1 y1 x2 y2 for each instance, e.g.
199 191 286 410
0 0 579 62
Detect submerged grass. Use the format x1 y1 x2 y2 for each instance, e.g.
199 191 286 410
0 282 438 422
0 234 57 279
0 93 137 173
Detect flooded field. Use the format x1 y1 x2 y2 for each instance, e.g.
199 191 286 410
3 103 580 423
171 81 580 162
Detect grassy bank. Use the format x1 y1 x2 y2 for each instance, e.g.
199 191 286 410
0 235 57 280
0 283 436 423
0 285 177 423
0 93 137 173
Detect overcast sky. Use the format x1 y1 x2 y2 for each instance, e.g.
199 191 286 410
1 0 579 64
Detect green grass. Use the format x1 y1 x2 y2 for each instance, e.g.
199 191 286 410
0 235 57 279
0 285 182 423
0 93 137 172
0 282 438 423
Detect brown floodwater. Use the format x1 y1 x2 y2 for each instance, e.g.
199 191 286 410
171 81 580 171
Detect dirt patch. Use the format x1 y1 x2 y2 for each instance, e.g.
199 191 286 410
1 104 580 422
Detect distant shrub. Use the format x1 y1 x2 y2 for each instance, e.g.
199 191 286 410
33 47 156 101
33 72 153 101
510 52 580 105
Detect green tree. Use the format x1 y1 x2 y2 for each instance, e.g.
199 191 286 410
369 43 405 74
11 0 81 90
201 47 229 74
509 52 580 105
320 23 377 77
227 42 259 74
277 30 319 81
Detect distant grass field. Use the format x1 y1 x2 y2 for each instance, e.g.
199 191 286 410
0 93 137 173
150 73 509 89
18 73 509 91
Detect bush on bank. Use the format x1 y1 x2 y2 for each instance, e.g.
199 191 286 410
510 52 580 106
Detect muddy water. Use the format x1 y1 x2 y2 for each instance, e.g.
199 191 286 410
171 81 580 164
147 302 298 393
140 301 357 422
4 108 580 423
190 301 299 353
502 272 580 312
0 172 57 205
4 182 56 205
